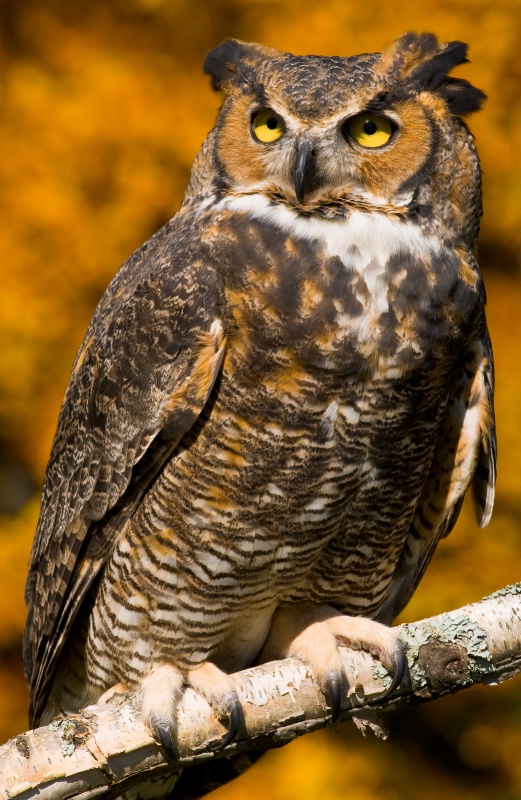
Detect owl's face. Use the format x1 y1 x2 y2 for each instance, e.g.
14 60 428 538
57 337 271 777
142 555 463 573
202 34 485 240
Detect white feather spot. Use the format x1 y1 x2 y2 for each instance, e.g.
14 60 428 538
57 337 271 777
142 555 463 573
304 496 328 511
339 403 361 424
319 401 339 440
210 318 223 336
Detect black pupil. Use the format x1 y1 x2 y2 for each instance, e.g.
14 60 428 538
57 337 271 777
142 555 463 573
363 120 378 135
266 116 278 130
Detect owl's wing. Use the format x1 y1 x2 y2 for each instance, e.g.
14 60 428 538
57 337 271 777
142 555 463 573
378 329 496 624
24 219 226 725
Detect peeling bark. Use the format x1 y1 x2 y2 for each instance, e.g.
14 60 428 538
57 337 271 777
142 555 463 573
2 584 521 800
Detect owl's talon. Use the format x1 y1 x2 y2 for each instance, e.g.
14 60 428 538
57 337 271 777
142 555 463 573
370 642 406 704
152 717 177 760
384 646 406 697
325 671 346 723
210 693 245 751
389 646 407 693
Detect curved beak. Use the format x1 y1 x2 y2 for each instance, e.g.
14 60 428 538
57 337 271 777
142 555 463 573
293 140 317 204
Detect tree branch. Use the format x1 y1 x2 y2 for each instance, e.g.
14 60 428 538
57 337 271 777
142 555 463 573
2 584 521 800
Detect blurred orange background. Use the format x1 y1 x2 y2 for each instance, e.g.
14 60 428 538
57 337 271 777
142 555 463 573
2 1 521 798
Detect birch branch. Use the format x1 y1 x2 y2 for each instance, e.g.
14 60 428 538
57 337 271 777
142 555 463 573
2 584 521 800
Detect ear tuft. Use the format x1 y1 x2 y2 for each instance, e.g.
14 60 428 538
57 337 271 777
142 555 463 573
438 77 486 116
409 40 468 90
415 39 486 116
203 39 248 93
380 33 485 117
378 32 440 81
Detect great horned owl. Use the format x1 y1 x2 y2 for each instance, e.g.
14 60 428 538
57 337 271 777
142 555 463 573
24 31 495 797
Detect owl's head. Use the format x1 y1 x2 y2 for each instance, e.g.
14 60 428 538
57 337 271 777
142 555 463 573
200 33 485 238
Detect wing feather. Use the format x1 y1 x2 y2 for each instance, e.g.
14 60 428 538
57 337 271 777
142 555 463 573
24 218 226 723
471 334 496 527
378 332 496 624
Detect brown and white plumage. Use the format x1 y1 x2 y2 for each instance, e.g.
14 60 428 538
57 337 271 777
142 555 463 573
24 32 495 798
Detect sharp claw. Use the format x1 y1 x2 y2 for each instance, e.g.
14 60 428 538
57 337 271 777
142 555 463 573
325 670 347 723
328 679 341 723
371 645 406 704
210 694 245 751
389 646 406 693
152 717 177 760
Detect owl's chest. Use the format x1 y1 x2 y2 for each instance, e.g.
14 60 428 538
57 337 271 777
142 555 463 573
217 205 469 379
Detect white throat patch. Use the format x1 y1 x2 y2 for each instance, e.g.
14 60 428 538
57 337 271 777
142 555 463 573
219 193 442 319
220 193 441 264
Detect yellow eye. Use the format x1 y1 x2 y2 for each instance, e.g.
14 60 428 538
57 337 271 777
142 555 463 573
345 113 394 148
252 109 285 143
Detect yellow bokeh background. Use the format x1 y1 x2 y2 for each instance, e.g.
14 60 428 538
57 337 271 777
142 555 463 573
1 1 521 797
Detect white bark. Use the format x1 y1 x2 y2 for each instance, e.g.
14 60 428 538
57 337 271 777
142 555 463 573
2 584 520 800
